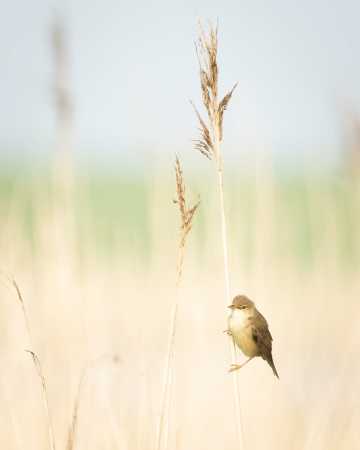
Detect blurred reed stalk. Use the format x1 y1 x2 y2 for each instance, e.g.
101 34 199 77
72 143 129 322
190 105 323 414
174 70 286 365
11 278 56 450
66 354 119 450
51 14 74 192
156 157 199 450
66 366 87 450
192 23 244 448
48 14 77 285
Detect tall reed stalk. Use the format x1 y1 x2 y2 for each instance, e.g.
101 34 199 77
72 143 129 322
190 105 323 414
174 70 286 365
192 24 244 448
156 157 199 450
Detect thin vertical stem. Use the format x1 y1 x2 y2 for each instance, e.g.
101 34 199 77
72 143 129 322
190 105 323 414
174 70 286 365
66 366 88 450
193 22 244 449
156 162 198 450
217 167 244 449
26 351 57 450
11 279 56 450
156 299 179 450
156 244 184 450
217 167 231 300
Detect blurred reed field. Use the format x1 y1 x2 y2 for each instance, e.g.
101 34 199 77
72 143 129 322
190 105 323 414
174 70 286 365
1 20 360 450
0 162 360 450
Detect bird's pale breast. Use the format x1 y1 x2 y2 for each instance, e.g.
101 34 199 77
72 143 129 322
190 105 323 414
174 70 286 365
228 309 258 357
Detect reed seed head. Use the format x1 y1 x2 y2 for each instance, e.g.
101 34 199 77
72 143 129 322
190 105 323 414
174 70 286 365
174 156 200 247
192 23 237 162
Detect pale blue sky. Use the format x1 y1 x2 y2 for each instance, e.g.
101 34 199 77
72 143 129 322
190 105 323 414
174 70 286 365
1 0 360 168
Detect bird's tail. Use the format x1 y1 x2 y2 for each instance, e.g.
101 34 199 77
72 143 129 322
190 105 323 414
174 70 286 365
267 354 279 379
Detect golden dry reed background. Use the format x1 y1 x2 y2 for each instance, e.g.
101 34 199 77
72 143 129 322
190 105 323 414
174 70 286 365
0 23 360 450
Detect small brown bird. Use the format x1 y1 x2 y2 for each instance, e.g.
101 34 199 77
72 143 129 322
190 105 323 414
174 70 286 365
226 295 279 378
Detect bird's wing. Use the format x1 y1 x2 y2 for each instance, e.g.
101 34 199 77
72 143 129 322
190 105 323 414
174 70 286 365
250 310 279 378
250 310 273 355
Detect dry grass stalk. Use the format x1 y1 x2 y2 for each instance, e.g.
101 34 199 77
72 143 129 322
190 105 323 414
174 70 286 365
25 350 56 450
11 278 56 450
66 354 119 450
192 23 244 448
66 368 87 450
156 157 199 450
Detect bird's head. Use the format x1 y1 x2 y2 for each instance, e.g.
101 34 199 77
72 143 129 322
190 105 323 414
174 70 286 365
228 295 254 311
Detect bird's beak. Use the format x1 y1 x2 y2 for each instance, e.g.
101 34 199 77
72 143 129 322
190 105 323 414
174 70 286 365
228 304 234 309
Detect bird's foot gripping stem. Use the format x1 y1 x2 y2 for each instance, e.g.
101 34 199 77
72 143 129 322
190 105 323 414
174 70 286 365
228 363 243 373
228 357 253 373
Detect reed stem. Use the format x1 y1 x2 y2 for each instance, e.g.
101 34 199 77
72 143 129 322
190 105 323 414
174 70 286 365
192 22 245 448
156 159 199 450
